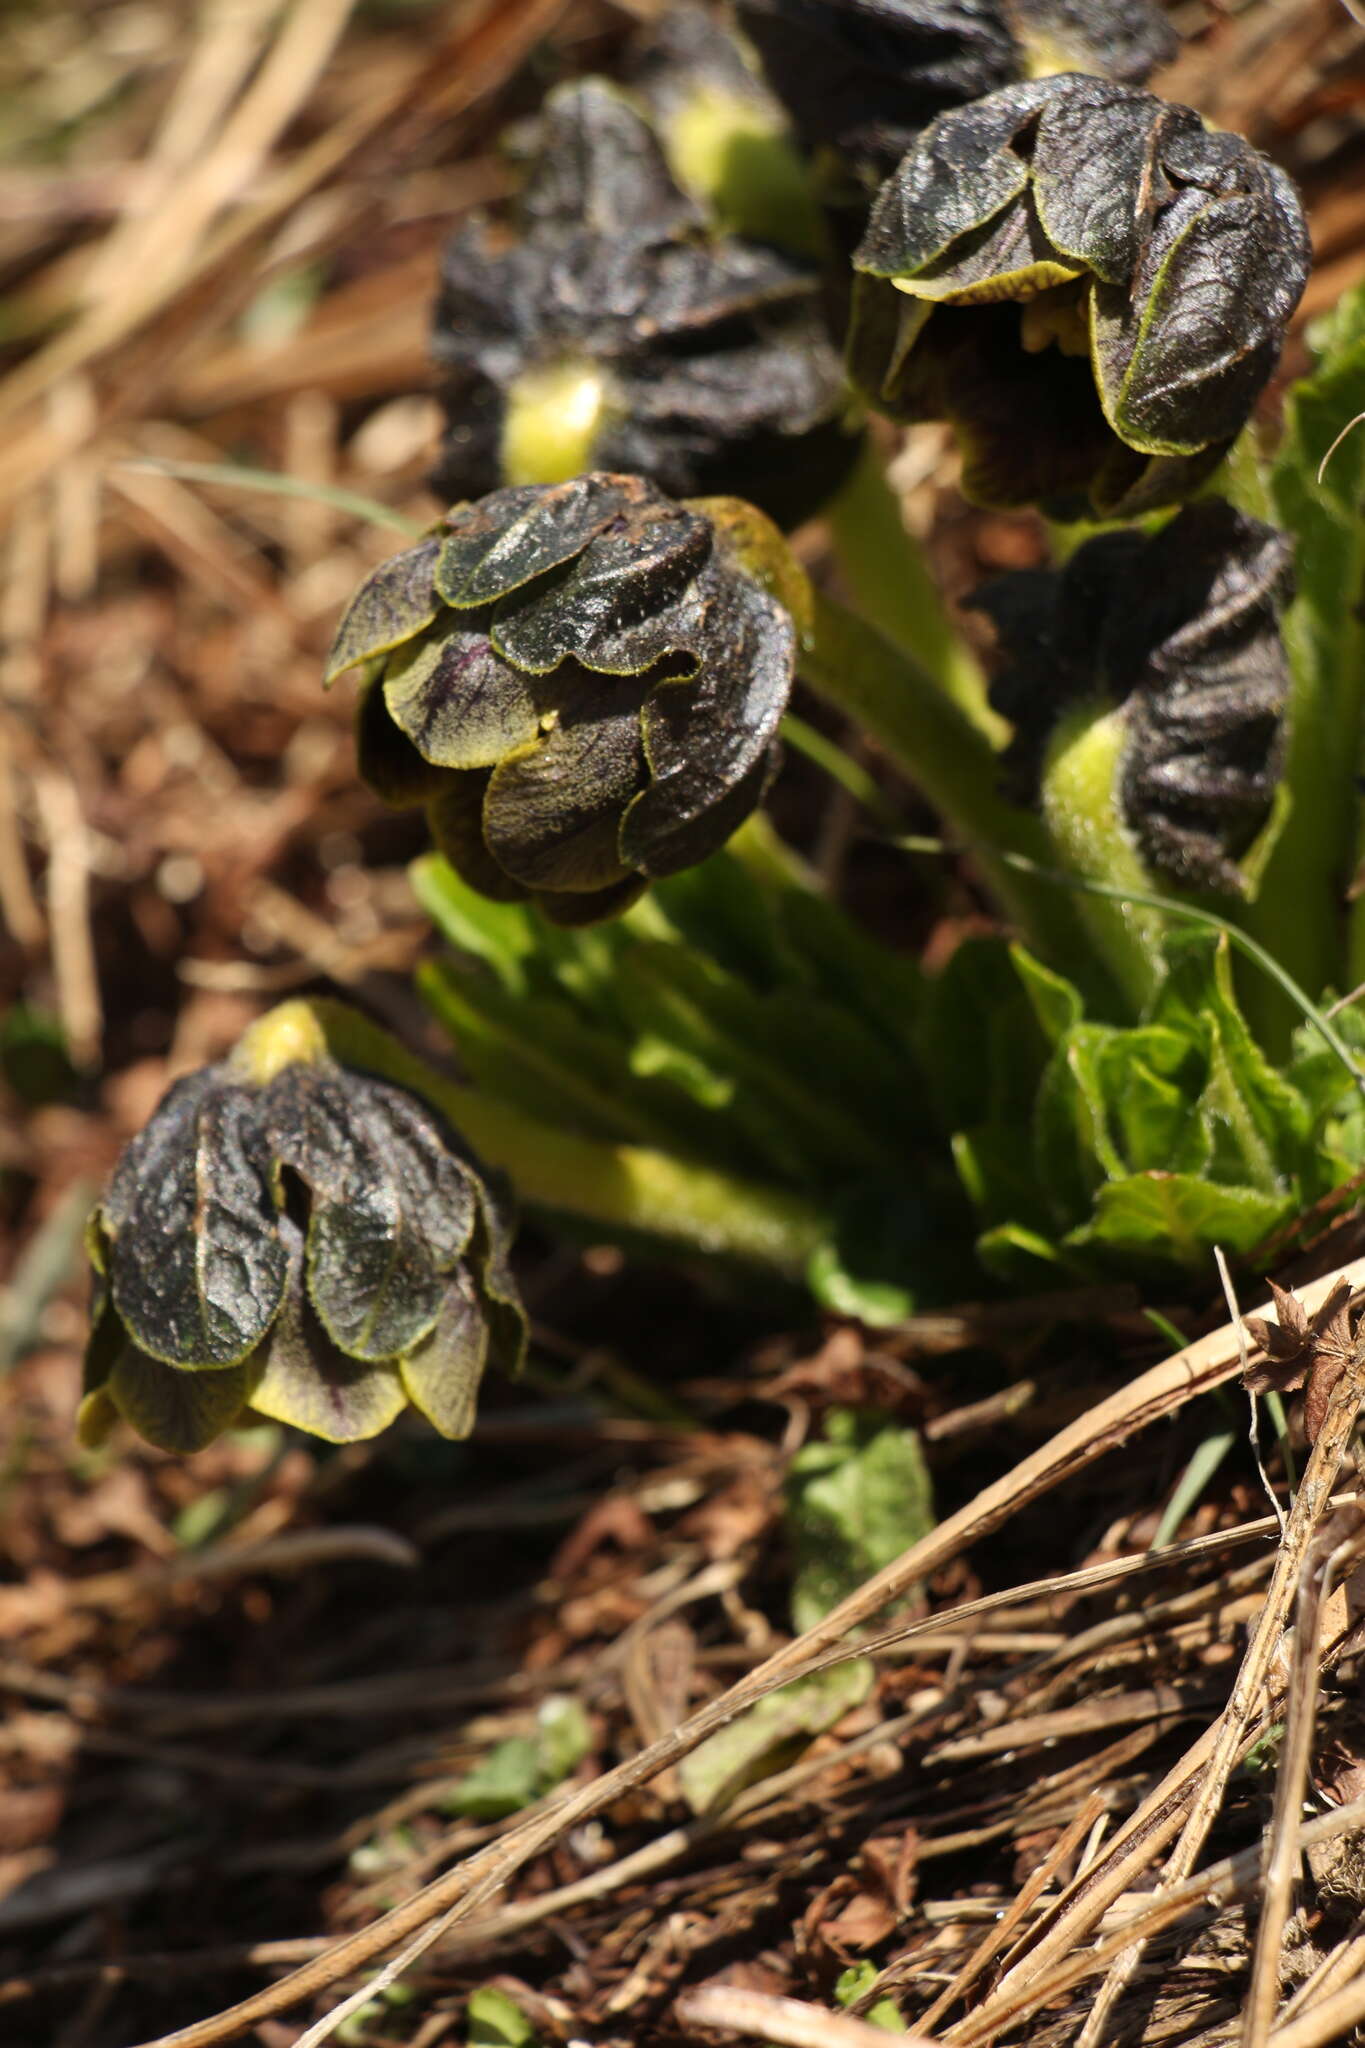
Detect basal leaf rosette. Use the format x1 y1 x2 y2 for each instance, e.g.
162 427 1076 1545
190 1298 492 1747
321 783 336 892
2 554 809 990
327 474 798 925
734 0 1177 183
973 500 1293 893
78 1003 526 1455
431 77 855 527
849 75 1310 517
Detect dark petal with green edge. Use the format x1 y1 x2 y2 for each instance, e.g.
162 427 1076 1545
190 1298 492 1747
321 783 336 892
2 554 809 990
470 1175 526 1363
1028 83 1169 282
626 749 773 878
105 1069 286 1369
1097 182 1309 455
82 1257 123 1395
262 1066 474 1362
532 874 648 925
382 621 542 770
355 672 453 807
900 198 1080 303
427 774 530 904
399 1269 490 1439
324 534 442 683
110 1345 256 1454
490 506 713 676
854 82 1050 282
520 77 695 240
436 476 635 607
623 567 792 874
483 696 648 893
247 1224 408 1442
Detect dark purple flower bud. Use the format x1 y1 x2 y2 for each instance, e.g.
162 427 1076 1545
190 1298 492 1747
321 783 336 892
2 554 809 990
327 475 798 924
850 74 1309 517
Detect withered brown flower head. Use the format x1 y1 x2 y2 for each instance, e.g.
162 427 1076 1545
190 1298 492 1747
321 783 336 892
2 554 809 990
1244 1278 1357 1445
971 501 1293 895
430 77 856 528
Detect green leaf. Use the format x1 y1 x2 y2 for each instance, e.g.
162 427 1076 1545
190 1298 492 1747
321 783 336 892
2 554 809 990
1009 944 1083 1048
445 1695 590 1820
677 1661 873 1817
467 1987 542 2048
835 1962 907 2033
1251 278 1365 1003
1065 1172 1288 1269
919 938 1050 1135
786 1408 935 1635
1153 930 1311 1193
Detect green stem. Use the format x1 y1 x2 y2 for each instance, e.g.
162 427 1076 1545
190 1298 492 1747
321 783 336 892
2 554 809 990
827 439 1000 737
1037 701 1166 1014
308 999 829 1279
802 588 1118 1005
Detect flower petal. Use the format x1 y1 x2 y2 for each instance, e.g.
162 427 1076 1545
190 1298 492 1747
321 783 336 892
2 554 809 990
482 690 648 893
622 563 792 875
382 622 542 770
427 773 531 903
105 1069 287 1370
324 533 443 683
355 671 454 806
490 504 713 675
110 1345 257 1454
436 474 635 607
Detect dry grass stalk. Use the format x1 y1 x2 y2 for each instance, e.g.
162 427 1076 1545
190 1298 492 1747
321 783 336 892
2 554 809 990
125 1260 1365 2048
1073 1305 1365 2048
676 1984 941 2047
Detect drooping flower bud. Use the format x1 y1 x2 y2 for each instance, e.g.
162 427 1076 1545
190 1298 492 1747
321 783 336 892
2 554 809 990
79 1003 525 1453
623 5 822 255
972 500 1293 893
734 0 1177 183
327 475 799 924
430 78 856 527
849 75 1310 518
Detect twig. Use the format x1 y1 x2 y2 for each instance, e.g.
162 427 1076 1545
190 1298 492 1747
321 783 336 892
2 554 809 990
127 1263 1365 2048
676 1986 939 2048
1075 1320 1365 2048
1243 1500 1365 2048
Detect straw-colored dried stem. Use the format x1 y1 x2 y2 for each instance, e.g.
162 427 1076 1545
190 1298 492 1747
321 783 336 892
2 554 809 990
126 1261 1365 2048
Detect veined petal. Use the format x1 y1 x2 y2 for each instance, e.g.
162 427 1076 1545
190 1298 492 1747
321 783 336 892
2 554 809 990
383 622 542 770
483 692 648 893
436 475 635 607
324 534 443 683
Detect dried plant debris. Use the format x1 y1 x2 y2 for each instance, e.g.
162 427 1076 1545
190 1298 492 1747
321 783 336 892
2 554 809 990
973 500 1293 893
430 78 857 525
1244 1276 1356 1442
734 0 1178 181
80 1002 525 1452
327 474 797 922
850 74 1310 515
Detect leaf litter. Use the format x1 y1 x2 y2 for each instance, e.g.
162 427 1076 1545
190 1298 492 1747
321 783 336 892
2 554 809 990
5 3 1365 2047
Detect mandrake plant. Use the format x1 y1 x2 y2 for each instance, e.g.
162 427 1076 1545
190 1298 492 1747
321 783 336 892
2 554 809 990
83 0 1365 1476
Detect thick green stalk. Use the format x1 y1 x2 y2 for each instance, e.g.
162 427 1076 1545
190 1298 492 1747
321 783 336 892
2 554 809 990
802 589 1119 1002
827 440 1001 737
1037 702 1166 1014
308 999 828 1280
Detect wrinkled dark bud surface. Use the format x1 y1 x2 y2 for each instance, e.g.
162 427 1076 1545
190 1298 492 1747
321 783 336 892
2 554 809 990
430 77 855 527
734 0 1176 181
328 474 795 923
850 74 1309 516
972 500 1294 893
80 1007 525 1454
